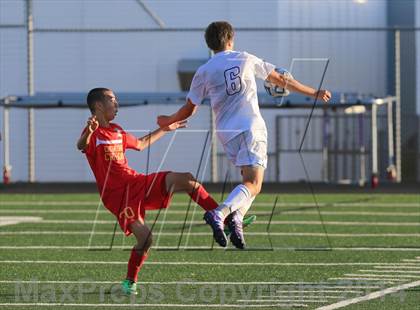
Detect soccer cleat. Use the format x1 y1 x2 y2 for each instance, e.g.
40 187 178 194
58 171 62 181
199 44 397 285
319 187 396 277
203 210 228 247
224 214 256 236
226 211 246 249
121 279 138 295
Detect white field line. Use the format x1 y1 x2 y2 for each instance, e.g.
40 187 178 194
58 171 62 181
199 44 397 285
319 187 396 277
0 201 102 206
0 281 382 291
1 201 419 207
358 270 420 274
0 209 111 214
0 280 345 285
238 299 325 303
1 209 419 217
328 277 405 282
343 274 420 279
1 246 420 251
245 296 343 300
0 216 43 227
0 280 382 289
374 266 420 269
263 293 360 297
0 303 300 308
6 219 419 226
0 260 416 267
280 287 382 289
1 231 419 238
315 280 420 310
272 290 364 294
402 259 420 262
0 280 381 292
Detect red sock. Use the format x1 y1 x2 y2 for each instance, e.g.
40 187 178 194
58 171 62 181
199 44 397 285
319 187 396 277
189 185 218 211
126 247 148 282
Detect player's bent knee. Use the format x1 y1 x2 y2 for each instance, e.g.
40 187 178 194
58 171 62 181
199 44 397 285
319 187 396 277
184 172 195 181
184 172 199 190
135 233 153 255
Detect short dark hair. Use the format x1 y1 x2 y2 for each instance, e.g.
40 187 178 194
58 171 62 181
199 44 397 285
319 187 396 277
86 87 111 113
205 21 234 52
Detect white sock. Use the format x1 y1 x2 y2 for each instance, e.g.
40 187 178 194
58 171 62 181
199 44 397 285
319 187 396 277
237 196 255 219
215 184 251 218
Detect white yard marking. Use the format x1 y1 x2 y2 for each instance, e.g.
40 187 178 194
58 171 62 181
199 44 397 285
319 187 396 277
0 280 381 293
0 201 99 206
0 280 343 285
0 245 420 251
315 280 420 310
343 273 420 279
374 266 420 269
1 231 419 238
0 209 109 214
8 219 419 226
358 269 420 274
277 286 381 289
0 209 418 216
1 201 419 207
259 295 357 299
0 216 43 227
401 259 420 262
238 299 326 303
328 277 404 282
0 260 415 267
272 290 364 294
0 303 301 308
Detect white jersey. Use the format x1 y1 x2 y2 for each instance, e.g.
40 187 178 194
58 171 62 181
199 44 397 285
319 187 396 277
187 50 275 145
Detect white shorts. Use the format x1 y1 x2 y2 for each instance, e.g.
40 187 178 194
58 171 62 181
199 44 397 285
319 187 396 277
222 130 268 169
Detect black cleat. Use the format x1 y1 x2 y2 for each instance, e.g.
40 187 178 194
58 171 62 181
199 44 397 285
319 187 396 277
203 210 228 247
226 211 246 249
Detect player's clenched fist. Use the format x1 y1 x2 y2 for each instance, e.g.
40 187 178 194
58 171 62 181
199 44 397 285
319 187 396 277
317 90 332 103
87 115 99 133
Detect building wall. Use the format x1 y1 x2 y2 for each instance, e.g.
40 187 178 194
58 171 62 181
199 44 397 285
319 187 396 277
0 0 388 182
417 0 420 114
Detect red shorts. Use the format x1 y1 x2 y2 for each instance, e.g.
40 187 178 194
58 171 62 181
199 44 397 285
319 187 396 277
102 171 172 236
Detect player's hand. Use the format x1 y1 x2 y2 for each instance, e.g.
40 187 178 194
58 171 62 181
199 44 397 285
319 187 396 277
316 90 332 103
87 115 99 133
157 115 173 128
163 120 188 132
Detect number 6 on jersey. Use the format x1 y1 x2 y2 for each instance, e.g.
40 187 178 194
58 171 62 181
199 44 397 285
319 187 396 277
224 66 242 96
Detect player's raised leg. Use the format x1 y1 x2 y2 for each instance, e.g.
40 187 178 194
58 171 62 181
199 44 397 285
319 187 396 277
165 172 256 247
164 172 219 210
122 220 153 295
164 172 228 247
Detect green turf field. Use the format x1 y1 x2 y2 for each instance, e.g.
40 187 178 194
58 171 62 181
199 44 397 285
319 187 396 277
0 193 419 309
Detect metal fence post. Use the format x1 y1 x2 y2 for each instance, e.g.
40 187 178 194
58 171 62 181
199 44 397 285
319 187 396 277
26 0 35 182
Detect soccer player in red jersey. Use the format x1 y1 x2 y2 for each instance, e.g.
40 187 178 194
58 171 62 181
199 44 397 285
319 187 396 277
77 88 222 295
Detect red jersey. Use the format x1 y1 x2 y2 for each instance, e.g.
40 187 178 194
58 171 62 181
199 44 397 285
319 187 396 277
81 123 172 235
82 123 140 195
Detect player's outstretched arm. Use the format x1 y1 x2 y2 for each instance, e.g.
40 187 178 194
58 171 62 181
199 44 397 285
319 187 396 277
77 115 99 151
157 99 197 129
266 71 331 103
136 120 187 151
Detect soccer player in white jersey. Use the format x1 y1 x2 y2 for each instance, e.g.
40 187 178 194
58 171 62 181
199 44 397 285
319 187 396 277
157 21 331 249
